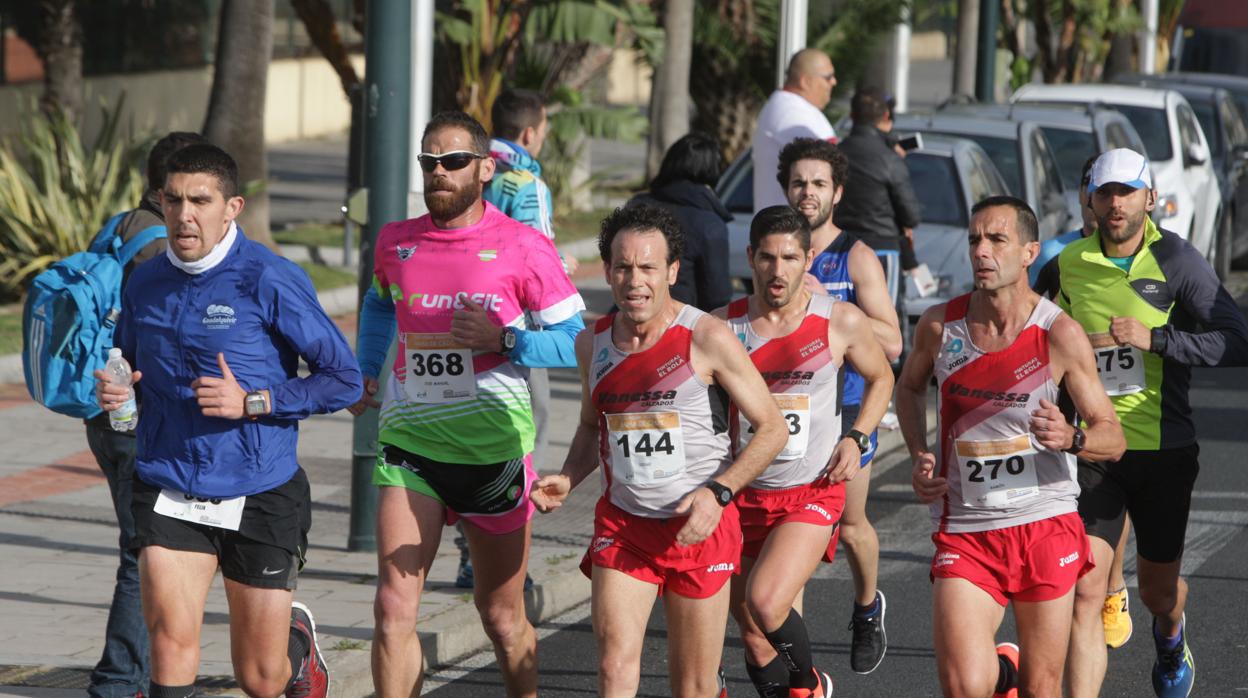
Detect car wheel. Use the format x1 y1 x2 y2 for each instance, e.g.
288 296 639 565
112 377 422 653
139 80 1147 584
1215 208 1232 282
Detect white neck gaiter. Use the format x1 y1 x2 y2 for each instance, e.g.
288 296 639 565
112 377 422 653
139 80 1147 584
166 221 238 275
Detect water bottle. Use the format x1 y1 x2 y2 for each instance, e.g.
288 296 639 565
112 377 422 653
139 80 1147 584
106 348 137 432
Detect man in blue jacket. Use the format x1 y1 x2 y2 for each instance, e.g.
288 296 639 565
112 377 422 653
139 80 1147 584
95 143 362 698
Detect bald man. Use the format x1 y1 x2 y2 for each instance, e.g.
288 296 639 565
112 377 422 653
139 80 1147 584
752 48 838 213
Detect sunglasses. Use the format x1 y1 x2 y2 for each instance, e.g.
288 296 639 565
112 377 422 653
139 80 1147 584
417 151 486 173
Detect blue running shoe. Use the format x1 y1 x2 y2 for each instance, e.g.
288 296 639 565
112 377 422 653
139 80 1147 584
1151 615 1194 697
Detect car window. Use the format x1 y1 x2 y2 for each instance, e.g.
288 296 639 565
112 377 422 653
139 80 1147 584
1040 126 1096 190
928 132 1021 196
1176 103 1203 157
906 153 966 227
1111 104 1173 161
721 158 754 213
1105 122 1132 150
1188 98 1221 155
963 148 995 203
1030 130 1064 207
1220 96 1248 149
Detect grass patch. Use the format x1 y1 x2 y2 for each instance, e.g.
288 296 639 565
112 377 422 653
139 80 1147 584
275 222 345 248
554 206 617 244
0 312 20 355
298 262 356 291
331 638 367 651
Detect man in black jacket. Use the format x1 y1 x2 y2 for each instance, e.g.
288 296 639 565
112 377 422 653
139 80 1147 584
834 87 922 274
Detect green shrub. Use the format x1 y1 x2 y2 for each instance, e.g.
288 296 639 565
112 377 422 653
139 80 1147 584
0 100 148 301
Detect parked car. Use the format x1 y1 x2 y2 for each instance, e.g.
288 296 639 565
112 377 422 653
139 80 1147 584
1136 71 1248 118
1012 83 1222 267
1114 75 1248 276
932 102 1150 221
713 136 1011 326
886 111 1075 241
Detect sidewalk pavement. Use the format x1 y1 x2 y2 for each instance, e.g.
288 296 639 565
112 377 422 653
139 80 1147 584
0 271 934 697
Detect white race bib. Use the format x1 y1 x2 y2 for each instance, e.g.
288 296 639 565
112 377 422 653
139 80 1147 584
738 393 809 459
606 411 686 487
955 434 1040 508
1088 333 1145 396
154 489 245 531
403 333 476 403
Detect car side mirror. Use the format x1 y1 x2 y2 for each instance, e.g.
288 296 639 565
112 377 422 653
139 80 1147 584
1185 142 1207 166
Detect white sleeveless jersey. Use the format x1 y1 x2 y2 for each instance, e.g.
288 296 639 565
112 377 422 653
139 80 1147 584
724 294 841 488
933 294 1078 533
589 305 731 518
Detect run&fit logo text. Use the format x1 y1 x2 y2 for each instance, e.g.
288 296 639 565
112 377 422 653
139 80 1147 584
203 304 236 329
402 290 504 312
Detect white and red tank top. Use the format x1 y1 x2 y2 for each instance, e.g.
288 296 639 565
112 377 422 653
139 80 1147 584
725 294 841 489
589 305 731 518
933 293 1078 533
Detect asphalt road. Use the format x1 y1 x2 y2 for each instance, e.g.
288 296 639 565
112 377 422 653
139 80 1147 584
424 364 1248 697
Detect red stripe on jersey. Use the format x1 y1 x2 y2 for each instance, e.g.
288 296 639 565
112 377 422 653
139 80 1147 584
594 313 615 333
944 293 971 322
746 314 833 388
726 297 750 319
591 325 695 413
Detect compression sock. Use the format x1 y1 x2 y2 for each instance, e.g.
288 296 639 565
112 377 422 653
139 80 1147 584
149 684 196 698
1154 617 1184 651
744 655 790 697
763 609 816 690
995 653 1018 694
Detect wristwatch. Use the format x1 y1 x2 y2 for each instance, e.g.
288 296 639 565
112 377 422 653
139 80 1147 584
1064 426 1086 454
500 327 517 353
244 390 269 419
704 481 734 507
842 429 871 454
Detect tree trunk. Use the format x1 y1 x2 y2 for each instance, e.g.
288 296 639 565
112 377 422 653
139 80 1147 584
202 0 276 249
290 0 360 95
37 0 82 123
646 0 694 180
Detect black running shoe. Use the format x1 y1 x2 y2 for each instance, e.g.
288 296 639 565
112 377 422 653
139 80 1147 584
848 590 887 674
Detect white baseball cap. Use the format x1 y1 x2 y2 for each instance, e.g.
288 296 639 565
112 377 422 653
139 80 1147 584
1087 148 1152 193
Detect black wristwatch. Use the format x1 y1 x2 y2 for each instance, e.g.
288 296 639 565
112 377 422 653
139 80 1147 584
1064 426 1086 454
842 429 870 455
704 481 734 507
500 327 517 353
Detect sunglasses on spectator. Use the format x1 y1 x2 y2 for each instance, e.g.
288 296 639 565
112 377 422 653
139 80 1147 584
417 151 486 173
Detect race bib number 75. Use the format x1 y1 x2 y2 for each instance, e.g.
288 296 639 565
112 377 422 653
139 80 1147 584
1087 332 1145 396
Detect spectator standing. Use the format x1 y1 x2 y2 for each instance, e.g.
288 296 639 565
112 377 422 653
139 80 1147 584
628 132 733 311
752 48 838 213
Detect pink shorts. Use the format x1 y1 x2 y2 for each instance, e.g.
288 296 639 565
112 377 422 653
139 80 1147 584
737 479 845 560
581 496 743 599
930 512 1093 606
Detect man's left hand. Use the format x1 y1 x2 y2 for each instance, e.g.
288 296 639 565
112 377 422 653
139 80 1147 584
451 296 503 352
673 486 724 547
192 353 248 419
1109 316 1151 351
1029 398 1075 452
825 438 860 483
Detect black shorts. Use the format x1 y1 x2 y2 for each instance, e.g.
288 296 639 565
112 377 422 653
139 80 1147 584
380 444 530 516
1077 444 1200 564
130 468 312 590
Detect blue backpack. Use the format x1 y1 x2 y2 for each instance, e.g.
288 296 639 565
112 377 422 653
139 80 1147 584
22 212 166 418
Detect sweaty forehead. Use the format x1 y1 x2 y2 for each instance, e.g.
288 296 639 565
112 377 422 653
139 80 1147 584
970 206 1018 236
612 229 669 261
164 172 225 199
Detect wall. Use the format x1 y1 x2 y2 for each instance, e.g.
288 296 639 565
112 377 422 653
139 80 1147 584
0 55 365 145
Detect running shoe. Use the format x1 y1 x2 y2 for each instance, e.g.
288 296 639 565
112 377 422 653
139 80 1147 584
1151 616 1194 697
849 590 887 674
717 666 728 698
287 602 329 698
878 410 899 431
1103 587 1133 649
992 642 1019 698
788 668 833 697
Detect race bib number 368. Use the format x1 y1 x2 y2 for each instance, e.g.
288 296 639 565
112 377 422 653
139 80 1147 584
606 411 686 487
404 332 476 403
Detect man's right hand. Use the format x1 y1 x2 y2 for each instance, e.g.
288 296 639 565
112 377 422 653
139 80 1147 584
530 474 572 513
347 376 380 416
93 368 141 412
911 451 947 503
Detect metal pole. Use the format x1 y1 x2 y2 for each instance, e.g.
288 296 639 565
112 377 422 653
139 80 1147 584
892 6 912 112
349 0 411 552
953 0 978 98
776 0 809 90
1140 0 1159 74
408 0 434 217
975 0 998 102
